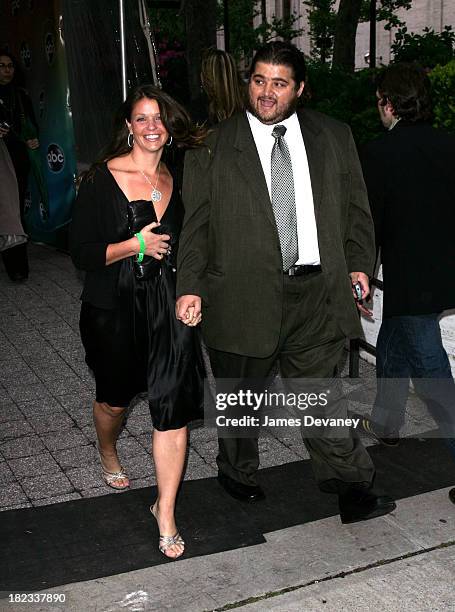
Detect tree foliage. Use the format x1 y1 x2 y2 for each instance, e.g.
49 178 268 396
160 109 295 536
305 62 382 144
222 0 304 61
332 0 363 72
429 60 455 132
150 7 186 42
359 0 411 30
149 7 187 100
391 26 455 68
303 0 336 64
305 0 411 70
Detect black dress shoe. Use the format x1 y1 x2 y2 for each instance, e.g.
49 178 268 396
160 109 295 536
217 472 265 502
339 488 396 524
449 488 455 504
361 417 399 447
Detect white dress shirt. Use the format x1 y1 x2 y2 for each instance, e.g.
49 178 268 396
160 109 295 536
246 110 321 265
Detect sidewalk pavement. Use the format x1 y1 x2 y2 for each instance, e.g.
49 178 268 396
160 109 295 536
1 243 454 611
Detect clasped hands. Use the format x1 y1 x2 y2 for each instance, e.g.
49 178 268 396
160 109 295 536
175 295 202 328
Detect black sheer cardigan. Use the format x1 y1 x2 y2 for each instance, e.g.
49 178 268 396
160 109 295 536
70 160 184 310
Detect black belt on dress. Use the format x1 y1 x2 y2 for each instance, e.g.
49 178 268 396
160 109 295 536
284 264 322 277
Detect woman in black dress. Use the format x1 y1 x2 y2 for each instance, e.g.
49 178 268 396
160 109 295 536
70 85 206 559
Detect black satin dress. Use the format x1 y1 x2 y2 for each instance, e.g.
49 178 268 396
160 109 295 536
79 170 204 430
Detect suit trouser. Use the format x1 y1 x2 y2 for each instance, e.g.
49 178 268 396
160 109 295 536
209 272 375 494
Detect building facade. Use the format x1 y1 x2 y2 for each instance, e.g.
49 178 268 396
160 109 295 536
254 0 455 69
354 0 455 68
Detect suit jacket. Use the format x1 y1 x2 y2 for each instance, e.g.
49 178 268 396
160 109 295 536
360 121 455 318
177 109 375 358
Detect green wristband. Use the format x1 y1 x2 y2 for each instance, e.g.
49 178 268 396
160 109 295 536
135 232 145 263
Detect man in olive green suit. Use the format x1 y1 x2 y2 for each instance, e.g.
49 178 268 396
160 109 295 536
176 41 395 523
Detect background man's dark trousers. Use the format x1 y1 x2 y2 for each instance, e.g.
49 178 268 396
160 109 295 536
372 313 455 459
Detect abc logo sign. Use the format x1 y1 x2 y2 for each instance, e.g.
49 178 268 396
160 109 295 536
47 144 65 173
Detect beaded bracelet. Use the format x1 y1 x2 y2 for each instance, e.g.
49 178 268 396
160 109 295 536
135 232 145 263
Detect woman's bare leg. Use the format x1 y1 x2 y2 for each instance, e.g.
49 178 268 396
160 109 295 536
93 400 129 487
151 426 188 557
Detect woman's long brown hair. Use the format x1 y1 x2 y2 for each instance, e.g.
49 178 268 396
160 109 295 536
85 84 208 181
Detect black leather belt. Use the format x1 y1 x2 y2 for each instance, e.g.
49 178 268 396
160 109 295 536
285 264 322 277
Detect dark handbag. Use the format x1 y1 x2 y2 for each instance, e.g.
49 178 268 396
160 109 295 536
126 200 161 280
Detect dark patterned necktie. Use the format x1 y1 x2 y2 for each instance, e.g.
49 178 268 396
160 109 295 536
271 125 298 271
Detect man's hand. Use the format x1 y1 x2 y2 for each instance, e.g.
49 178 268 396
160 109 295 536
0 125 9 138
176 294 202 327
349 272 373 317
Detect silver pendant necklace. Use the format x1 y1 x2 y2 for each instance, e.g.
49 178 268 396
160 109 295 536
139 162 162 202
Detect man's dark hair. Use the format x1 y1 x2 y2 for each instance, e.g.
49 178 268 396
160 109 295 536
249 41 306 86
376 63 432 122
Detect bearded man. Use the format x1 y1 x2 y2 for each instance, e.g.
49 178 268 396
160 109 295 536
176 41 395 523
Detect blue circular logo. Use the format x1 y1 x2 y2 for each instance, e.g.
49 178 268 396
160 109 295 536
47 143 65 173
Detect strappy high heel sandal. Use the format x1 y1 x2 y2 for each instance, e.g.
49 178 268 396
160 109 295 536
98 447 130 490
101 465 130 490
150 504 185 559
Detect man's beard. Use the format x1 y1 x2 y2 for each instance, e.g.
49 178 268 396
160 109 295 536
247 95 299 125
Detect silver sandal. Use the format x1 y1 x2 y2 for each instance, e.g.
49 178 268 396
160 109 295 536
158 533 185 558
150 504 185 559
101 466 130 490
97 445 130 490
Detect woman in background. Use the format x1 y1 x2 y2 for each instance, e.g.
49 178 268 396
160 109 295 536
200 47 245 125
0 137 27 253
0 50 39 281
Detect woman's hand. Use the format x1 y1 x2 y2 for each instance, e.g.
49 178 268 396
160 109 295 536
0 125 9 138
26 138 39 150
105 223 170 266
139 222 170 260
